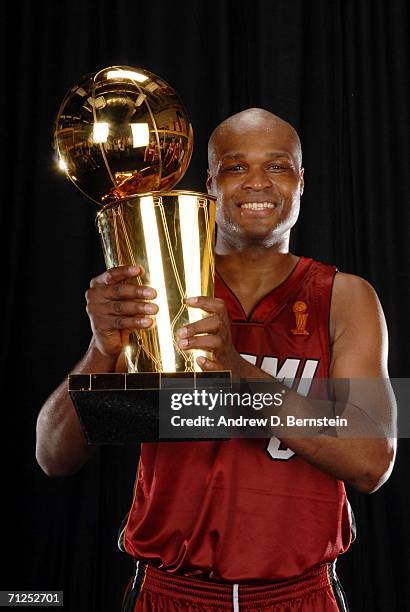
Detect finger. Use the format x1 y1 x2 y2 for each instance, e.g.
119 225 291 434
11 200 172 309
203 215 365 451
196 356 224 371
185 296 226 315
90 265 143 288
86 283 157 305
177 334 222 351
110 283 156 300
93 315 153 331
94 283 157 301
175 315 220 339
104 300 158 317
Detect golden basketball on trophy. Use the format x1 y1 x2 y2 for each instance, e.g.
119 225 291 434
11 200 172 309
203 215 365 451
54 66 216 375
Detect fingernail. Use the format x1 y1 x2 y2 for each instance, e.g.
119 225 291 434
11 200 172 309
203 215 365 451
186 297 198 305
138 317 151 326
176 327 187 338
128 265 140 274
144 303 157 314
143 288 155 298
178 339 189 348
197 356 206 365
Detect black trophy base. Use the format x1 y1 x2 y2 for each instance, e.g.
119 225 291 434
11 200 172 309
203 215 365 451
69 371 231 444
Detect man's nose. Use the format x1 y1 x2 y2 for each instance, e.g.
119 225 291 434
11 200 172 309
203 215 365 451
241 168 273 190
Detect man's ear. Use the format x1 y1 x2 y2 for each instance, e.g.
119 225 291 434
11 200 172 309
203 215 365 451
206 169 213 194
299 167 304 196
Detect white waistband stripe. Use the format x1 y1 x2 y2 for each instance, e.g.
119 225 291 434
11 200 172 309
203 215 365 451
233 583 239 612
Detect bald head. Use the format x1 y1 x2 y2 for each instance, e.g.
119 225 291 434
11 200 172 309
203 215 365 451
208 108 302 172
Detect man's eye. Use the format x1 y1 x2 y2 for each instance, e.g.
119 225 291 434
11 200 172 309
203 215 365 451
268 164 285 171
224 164 245 172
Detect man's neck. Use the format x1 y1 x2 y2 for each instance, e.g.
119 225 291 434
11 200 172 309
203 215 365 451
215 235 299 315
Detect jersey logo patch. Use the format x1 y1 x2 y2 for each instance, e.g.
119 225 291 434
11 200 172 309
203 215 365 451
291 301 310 336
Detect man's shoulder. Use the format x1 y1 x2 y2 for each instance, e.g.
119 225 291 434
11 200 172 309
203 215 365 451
296 256 379 303
332 271 378 304
329 271 385 342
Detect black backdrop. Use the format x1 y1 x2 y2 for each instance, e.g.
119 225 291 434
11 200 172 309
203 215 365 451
1 1 409 610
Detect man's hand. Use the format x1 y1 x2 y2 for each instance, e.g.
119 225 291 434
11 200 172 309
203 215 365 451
175 296 243 375
86 265 158 358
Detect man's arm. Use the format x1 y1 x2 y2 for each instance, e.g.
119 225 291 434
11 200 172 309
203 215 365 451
175 273 396 493
275 273 396 492
36 265 157 477
36 341 117 477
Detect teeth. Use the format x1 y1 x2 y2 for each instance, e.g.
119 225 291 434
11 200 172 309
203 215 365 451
241 202 275 210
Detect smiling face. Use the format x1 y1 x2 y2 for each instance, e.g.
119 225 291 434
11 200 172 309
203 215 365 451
207 109 304 249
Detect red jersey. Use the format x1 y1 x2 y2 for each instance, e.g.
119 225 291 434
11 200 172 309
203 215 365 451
121 257 353 582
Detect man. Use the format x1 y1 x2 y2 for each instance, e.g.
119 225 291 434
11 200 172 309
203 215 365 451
36 108 396 611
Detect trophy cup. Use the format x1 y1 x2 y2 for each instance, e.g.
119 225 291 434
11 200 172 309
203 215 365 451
54 66 230 443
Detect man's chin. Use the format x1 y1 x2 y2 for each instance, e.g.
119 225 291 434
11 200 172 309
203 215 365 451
241 220 282 240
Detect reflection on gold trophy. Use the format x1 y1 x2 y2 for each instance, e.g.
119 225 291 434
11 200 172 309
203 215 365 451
54 66 215 373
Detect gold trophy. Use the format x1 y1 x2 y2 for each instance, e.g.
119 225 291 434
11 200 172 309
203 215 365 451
54 66 228 443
